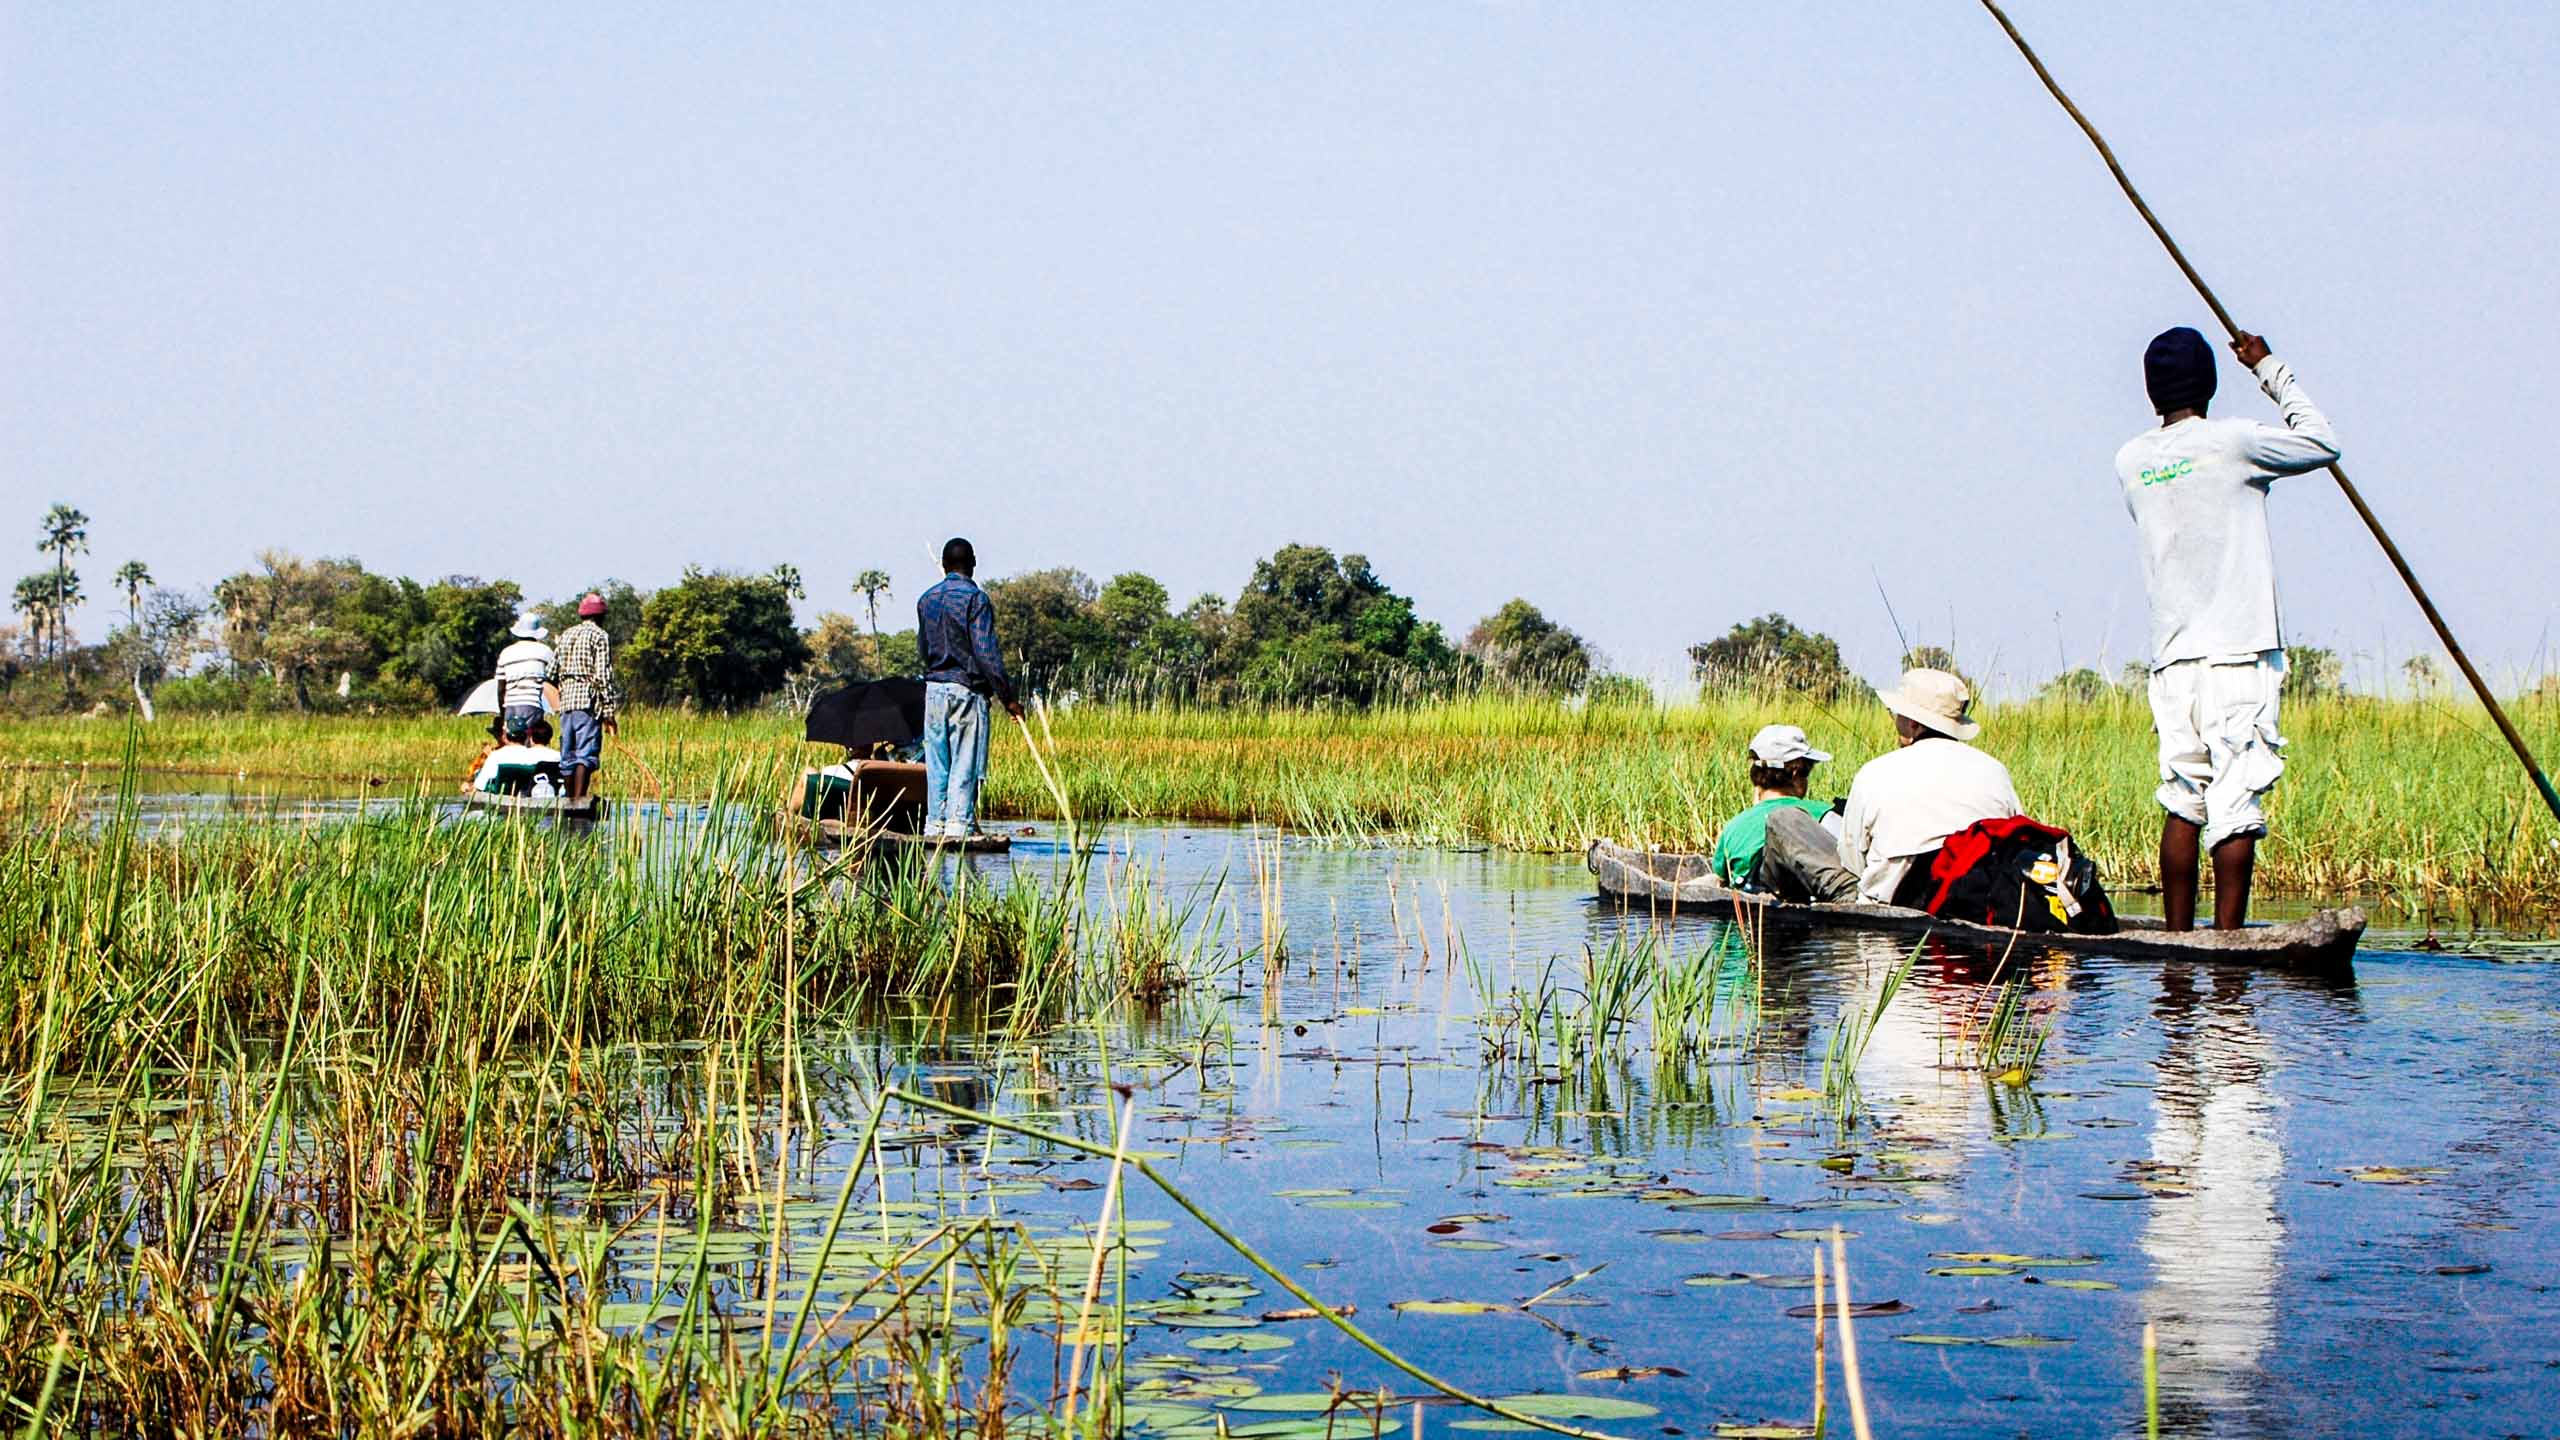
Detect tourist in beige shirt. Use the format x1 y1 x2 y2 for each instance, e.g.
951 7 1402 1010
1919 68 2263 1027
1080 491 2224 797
1838 669 2024 905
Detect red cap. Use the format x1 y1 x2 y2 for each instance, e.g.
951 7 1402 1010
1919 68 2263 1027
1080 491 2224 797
578 592 606 617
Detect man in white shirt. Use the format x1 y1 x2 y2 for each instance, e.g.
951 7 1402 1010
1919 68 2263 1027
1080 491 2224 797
1837 669 2024 905
2116 327 2339 930
493 613 555 741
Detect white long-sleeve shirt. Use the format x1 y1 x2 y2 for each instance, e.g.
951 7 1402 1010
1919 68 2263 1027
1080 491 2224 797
2116 356 2339 669
1838 738 2024 903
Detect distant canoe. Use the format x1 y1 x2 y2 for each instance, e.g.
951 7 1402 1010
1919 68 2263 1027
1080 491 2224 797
1588 840 2361 973
462 791 604 821
786 814 1014 854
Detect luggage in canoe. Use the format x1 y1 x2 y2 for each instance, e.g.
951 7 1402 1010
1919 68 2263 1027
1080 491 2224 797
783 762 1013 852
1588 841 2361 973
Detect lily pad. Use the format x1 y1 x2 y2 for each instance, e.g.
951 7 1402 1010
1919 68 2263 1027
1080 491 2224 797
1391 1299 1511 1316
1488 1394 1659 1420
1186 1332 1295 1353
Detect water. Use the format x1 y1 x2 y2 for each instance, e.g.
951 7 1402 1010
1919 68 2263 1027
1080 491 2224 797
82 789 2560 1435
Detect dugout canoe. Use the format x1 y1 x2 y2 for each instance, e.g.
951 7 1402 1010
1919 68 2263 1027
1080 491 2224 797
1588 841 2362 972
461 791 605 821
787 815 1014 854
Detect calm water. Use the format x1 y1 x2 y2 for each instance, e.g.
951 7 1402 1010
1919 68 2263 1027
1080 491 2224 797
92 788 2560 1436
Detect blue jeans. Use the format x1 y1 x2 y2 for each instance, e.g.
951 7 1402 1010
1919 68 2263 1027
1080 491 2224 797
923 682 990 833
559 710 604 771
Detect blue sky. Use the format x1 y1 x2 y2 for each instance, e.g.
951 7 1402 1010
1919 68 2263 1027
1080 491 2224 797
7 2 2554 693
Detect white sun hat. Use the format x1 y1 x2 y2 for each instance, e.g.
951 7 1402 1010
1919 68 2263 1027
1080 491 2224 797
1879 668 1980 742
1747 723 1832 767
509 612 549 641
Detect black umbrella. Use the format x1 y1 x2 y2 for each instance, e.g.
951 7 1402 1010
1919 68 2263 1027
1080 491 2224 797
805 678 926 754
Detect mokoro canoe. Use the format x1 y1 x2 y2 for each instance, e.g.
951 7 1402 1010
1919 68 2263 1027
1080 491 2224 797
1588 841 2362 972
462 791 605 820
787 815 1014 853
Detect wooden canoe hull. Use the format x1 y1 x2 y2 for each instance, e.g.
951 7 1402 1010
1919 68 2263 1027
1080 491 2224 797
462 791 604 820
1588 841 2362 972
786 814 1014 853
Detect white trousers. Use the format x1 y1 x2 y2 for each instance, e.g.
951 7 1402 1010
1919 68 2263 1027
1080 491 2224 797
2149 650 2285 850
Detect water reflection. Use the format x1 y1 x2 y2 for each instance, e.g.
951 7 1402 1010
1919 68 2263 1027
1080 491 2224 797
2142 965 2284 1437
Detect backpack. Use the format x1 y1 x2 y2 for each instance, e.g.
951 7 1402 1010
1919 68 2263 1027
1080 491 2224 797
1915 816 2118 934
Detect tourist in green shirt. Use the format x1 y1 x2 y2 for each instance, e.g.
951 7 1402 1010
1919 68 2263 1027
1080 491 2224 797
1710 724 1859 903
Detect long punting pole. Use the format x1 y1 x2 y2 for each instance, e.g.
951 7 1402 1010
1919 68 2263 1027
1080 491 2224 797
1977 0 2560 827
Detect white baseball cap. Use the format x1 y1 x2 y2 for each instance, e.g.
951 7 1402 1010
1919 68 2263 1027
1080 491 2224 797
1747 723 1831 767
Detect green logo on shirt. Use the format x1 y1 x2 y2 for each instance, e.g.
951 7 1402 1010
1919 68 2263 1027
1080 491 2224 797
2139 458 2195 487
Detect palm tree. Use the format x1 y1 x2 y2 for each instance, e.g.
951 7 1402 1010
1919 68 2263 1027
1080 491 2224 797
39 504 88 664
771 563 805 601
114 559 156 720
114 559 152 628
13 573 53 657
853 569 892 639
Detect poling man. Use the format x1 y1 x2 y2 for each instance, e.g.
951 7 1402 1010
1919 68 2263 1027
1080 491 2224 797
2116 327 2338 930
916 538 1025 839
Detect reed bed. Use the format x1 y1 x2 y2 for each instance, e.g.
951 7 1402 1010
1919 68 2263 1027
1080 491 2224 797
7 688 2557 913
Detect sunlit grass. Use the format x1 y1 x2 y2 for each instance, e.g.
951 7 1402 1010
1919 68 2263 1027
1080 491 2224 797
7 687 2558 912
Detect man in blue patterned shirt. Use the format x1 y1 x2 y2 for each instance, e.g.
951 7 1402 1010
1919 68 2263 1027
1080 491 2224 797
915 538 1023 838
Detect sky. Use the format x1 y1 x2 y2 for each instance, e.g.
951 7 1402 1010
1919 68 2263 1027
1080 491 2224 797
6 2 2556 695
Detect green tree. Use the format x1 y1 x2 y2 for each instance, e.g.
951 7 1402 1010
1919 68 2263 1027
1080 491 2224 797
623 567 811 710
2283 645 2343 701
1094 572 1172 650
1229 544 1454 704
852 569 893 638
106 589 206 720
113 560 152 627
2403 654 2443 694
1689 614 1860 699
1464 598 1595 693
801 611 906 686
213 551 371 711
111 559 156 717
1585 673 1653 708
39 504 87 666
2039 667 2111 703
1898 644 1975 694
535 580 648 653
13 573 57 660
392 577 525 704
982 568 1102 692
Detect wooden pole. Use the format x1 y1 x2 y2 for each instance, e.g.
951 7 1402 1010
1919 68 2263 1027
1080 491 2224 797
1978 0 2560 826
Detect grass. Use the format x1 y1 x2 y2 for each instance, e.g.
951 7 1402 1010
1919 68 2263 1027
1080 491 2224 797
8 687 2559 914
0 731 2179 1436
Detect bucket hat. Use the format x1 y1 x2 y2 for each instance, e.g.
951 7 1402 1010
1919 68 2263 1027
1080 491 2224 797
1879 668 1979 742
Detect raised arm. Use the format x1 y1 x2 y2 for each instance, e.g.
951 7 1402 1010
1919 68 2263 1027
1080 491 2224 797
2231 333 2340 478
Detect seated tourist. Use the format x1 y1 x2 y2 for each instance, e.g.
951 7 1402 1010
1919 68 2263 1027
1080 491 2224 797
1838 669 2023 906
1710 723 1858 902
475 717 564 797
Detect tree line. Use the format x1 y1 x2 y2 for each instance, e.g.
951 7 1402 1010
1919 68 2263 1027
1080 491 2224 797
11 502 2382 717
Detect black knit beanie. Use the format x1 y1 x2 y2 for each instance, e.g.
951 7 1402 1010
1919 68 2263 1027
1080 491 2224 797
2145 326 2218 415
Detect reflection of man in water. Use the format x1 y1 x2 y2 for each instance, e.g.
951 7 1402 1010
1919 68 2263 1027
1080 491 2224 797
2140 965 2283 1434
